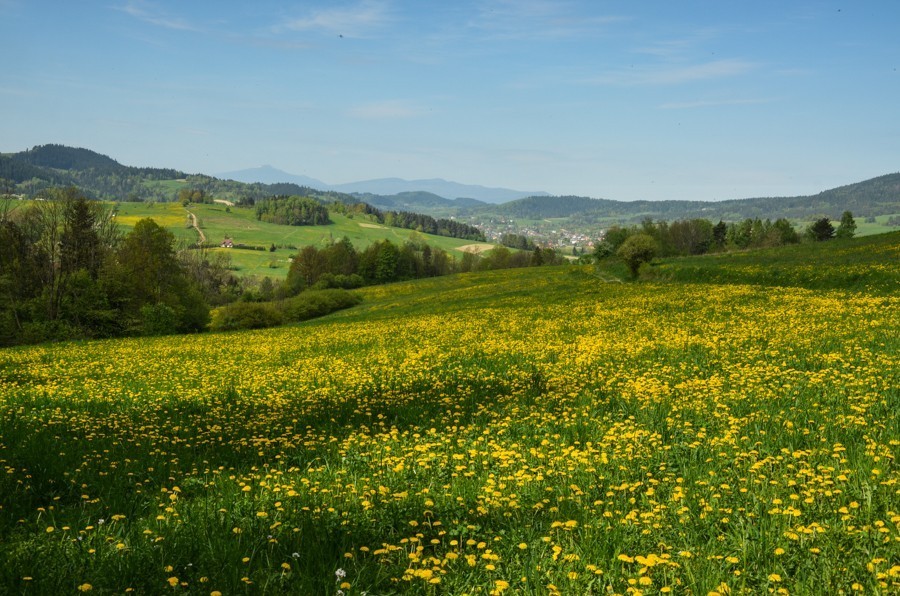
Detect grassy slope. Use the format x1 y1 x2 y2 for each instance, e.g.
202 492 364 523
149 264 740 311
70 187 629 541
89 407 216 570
113 202 494 279
0 234 897 594
640 231 900 293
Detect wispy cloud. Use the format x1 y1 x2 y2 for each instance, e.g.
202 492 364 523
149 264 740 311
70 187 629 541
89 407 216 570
278 0 391 38
471 0 628 40
116 0 196 31
589 59 757 86
659 97 775 110
347 100 429 120
633 28 724 59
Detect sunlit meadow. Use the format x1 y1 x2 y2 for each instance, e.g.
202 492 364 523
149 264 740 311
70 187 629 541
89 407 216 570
1 241 898 593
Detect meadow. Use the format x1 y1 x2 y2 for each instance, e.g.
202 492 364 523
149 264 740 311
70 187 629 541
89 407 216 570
112 202 494 279
640 232 900 294
0 235 898 594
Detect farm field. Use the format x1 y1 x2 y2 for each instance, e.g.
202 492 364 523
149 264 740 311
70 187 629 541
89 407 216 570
0 236 898 594
112 202 494 279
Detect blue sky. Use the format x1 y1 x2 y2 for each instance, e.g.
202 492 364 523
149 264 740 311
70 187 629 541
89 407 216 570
2 1 898 201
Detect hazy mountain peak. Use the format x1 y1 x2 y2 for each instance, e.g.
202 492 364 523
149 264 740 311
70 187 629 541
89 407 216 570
216 166 328 189
215 166 547 203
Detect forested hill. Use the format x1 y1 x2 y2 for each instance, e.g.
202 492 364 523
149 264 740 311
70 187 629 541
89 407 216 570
3 144 898 223
6 144 184 179
0 145 359 204
474 174 900 222
710 173 900 220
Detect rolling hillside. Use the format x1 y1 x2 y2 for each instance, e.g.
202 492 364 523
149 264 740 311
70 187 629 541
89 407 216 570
472 174 900 222
111 202 495 279
3 145 898 229
1 232 896 594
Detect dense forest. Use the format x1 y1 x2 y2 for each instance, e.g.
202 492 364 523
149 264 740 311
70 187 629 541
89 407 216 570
378 209 485 241
255 196 332 226
1 144 186 201
0 189 215 345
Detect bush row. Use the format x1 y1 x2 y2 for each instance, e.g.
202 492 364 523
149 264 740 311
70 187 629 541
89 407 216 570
209 289 362 331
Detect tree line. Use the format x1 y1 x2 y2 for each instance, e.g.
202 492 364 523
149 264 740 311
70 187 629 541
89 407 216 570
597 213 857 261
595 213 858 278
499 233 537 251
261 237 564 301
0 190 565 345
0 189 217 345
254 196 332 226
329 201 486 242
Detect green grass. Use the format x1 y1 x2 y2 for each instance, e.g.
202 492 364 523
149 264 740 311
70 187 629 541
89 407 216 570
140 178 189 200
112 201 197 245
189 204 491 278
639 231 900 293
853 214 900 237
0 235 897 594
109 202 495 279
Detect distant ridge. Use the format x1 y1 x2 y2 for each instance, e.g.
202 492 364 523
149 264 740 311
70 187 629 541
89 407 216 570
216 165 328 189
3 145 898 223
352 191 488 213
477 173 900 221
215 166 546 203
328 177 548 204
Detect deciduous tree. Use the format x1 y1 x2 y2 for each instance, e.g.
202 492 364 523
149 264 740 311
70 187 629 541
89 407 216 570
617 233 657 279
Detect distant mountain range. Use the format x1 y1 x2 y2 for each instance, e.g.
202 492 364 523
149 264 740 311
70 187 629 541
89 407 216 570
216 166 547 204
478 174 900 222
2 145 898 225
216 165 329 189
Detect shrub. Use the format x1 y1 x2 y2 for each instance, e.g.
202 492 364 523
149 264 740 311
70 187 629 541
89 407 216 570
279 289 362 323
140 303 180 336
209 301 283 331
209 290 361 332
310 273 365 290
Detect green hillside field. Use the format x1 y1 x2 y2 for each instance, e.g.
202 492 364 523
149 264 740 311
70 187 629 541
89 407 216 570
0 233 897 594
638 231 900 293
112 202 495 279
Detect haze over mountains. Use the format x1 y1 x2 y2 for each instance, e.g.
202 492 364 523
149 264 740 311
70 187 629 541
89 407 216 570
216 165 548 204
2 145 898 225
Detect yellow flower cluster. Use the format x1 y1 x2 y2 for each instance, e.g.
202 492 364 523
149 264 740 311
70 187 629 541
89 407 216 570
0 265 897 593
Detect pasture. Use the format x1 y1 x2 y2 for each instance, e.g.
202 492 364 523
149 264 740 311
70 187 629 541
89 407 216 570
112 202 494 279
0 236 897 594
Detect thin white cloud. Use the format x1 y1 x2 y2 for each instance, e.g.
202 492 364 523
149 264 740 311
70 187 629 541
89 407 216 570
589 59 757 86
116 0 196 31
279 1 391 38
658 98 775 110
347 100 429 120
634 37 721 60
471 0 628 40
